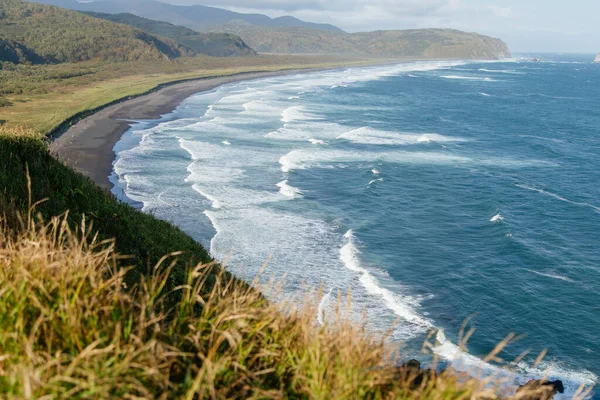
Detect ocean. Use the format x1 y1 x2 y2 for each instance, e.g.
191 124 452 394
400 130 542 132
111 54 600 398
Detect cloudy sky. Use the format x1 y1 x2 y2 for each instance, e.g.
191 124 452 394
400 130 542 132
164 0 599 52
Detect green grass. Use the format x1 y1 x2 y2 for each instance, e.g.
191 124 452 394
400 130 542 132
0 127 217 293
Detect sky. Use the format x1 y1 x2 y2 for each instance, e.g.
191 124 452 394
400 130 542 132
163 0 600 53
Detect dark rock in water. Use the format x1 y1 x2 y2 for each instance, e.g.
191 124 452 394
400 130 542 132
396 359 438 388
403 359 421 373
532 58 542 62
516 379 565 400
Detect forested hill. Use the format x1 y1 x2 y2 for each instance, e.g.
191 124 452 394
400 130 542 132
82 12 256 57
0 0 196 64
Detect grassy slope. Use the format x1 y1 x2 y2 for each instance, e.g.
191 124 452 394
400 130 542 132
0 206 495 398
0 128 215 292
0 0 194 64
82 11 257 57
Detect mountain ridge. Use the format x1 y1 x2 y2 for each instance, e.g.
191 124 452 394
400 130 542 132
214 23 511 59
82 12 256 57
27 0 345 33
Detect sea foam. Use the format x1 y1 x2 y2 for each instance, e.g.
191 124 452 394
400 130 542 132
441 75 499 82
368 178 384 186
337 126 467 146
277 179 302 198
340 230 432 328
281 106 315 123
433 331 597 400
490 213 504 223
516 184 600 213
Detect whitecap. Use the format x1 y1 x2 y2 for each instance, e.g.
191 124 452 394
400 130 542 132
516 184 600 214
276 179 302 198
337 126 467 146
222 140 231 145
490 214 504 223
371 169 381 175
278 148 474 173
479 92 492 97
309 138 326 145
340 230 432 328
479 68 524 75
525 269 575 283
281 105 317 123
368 178 384 186
266 122 348 142
441 75 499 82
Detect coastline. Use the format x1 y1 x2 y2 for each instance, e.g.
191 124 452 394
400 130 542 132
48 57 467 190
49 68 329 190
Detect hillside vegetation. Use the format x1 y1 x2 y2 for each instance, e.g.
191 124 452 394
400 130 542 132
0 127 215 291
0 0 195 64
82 12 256 57
215 23 512 59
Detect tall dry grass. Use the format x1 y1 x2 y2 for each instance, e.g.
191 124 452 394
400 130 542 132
0 209 502 399
0 127 586 398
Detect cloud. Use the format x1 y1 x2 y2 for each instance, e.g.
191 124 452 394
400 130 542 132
170 0 457 15
170 0 467 31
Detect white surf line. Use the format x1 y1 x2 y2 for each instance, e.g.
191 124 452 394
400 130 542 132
192 184 222 209
339 230 432 329
339 232 594 396
317 288 333 325
525 269 575 283
276 179 302 198
516 184 600 214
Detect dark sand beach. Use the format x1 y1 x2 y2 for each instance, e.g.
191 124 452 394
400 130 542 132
50 69 322 190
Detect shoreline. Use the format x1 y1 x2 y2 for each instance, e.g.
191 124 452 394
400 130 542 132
48 57 469 190
49 68 332 190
